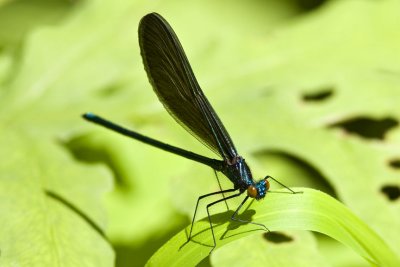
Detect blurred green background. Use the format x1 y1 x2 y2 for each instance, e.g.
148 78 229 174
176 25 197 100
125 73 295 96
0 0 399 266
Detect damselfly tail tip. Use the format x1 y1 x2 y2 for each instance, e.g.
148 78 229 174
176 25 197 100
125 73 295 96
82 112 96 121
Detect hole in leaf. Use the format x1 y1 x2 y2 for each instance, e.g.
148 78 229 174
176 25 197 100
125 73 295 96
297 0 326 10
381 185 400 201
302 87 334 101
388 159 400 169
264 231 293 243
328 117 398 140
61 135 131 190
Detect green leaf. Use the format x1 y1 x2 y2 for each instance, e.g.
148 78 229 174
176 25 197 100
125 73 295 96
211 231 330 267
146 188 399 267
0 0 146 265
0 130 113 266
2 0 400 266
162 1 400 265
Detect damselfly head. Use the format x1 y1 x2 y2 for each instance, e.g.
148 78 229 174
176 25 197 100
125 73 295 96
247 177 270 200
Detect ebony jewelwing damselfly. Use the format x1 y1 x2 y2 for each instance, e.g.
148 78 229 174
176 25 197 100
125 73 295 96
83 12 297 252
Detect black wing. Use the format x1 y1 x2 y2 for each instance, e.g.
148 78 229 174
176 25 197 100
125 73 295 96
138 13 237 160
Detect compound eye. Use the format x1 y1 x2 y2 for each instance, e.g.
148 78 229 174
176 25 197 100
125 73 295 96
264 178 270 191
247 186 258 198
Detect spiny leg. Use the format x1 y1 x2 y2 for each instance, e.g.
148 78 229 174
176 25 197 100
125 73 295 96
206 192 243 253
231 196 269 231
188 188 237 241
265 175 302 194
214 170 229 211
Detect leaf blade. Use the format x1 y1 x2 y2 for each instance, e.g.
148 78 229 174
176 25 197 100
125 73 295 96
146 188 399 267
